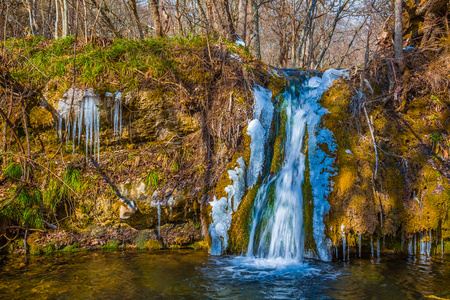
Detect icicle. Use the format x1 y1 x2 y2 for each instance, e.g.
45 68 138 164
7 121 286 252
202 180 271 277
420 231 425 256
414 234 417 255
383 236 385 246
209 158 246 255
66 119 70 143
116 91 123 137
408 240 413 255
157 203 161 238
442 239 444 258
336 246 338 259
348 240 350 260
428 231 432 257
371 237 374 258
377 239 380 257
58 117 63 139
359 234 362 258
342 236 346 261
72 119 76 153
78 100 83 146
341 224 346 261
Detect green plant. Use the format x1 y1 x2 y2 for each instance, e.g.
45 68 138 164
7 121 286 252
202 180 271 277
61 243 80 252
43 167 84 211
172 162 179 172
145 170 159 188
430 132 443 143
3 162 22 181
43 242 55 254
431 95 441 105
101 240 120 250
1 187 44 229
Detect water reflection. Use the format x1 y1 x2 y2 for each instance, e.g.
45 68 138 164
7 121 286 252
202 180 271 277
1 251 449 299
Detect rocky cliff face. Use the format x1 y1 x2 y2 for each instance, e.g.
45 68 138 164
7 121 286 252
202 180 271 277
1 21 450 257
0 37 284 252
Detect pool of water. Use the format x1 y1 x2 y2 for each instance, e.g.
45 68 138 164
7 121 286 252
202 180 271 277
1 251 449 299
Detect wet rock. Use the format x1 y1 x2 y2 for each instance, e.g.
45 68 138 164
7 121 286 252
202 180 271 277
120 203 137 219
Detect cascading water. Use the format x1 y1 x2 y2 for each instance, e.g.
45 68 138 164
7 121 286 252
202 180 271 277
209 69 345 260
209 84 273 256
245 69 346 262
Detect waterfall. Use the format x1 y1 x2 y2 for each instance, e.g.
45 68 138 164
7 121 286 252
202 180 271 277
245 69 346 262
209 84 273 255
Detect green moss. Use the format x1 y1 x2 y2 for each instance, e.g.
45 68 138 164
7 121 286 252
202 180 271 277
189 240 209 251
271 109 287 174
43 242 55 254
228 183 260 254
146 239 163 250
101 240 121 250
2 36 223 92
3 162 23 182
267 73 287 101
29 244 44 256
242 125 252 167
61 243 80 253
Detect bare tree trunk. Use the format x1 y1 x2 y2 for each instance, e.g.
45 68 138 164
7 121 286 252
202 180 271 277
22 0 35 35
91 0 122 38
394 0 404 71
129 0 144 39
315 0 350 68
237 0 248 41
251 0 261 60
222 0 236 41
195 0 210 35
55 0 59 38
149 0 163 37
297 0 316 68
205 0 219 36
82 0 87 42
338 16 368 68
307 8 316 68
211 0 226 36
62 0 68 37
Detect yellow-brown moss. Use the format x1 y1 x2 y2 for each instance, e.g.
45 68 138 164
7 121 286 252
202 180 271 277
228 183 260 254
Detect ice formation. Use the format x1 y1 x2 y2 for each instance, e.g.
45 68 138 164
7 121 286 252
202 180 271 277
209 157 246 255
57 88 100 160
246 85 273 187
57 88 123 160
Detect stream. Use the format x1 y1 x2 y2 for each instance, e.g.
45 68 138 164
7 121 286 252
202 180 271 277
1 251 449 299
